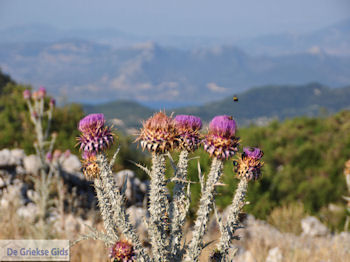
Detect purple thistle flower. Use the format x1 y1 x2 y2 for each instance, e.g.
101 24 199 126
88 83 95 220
174 115 202 131
236 147 264 181
137 112 179 153
209 115 236 137
38 86 46 99
46 152 53 162
203 115 239 159
174 115 202 152
49 98 56 107
63 149 71 159
23 89 31 100
82 150 96 160
109 240 136 262
243 147 263 160
77 113 114 153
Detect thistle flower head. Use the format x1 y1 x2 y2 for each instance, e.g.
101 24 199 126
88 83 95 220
209 115 236 137
77 113 114 152
243 147 263 159
137 112 179 153
53 149 62 160
174 114 202 151
81 151 99 179
23 89 31 100
38 86 46 99
109 240 136 262
63 149 71 159
49 98 56 107
32 91 39 100
46 152 53 162
235 147 264 181
203 115 239 159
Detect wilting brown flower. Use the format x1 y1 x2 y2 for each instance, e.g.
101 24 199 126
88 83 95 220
109 240 136 262
137 112 179 153
81 151 99 179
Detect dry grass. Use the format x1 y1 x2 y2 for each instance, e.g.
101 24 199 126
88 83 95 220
267 202 307 235
1 199 349 262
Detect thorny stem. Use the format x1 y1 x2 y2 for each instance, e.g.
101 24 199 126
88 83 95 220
169 150 190 261
185 158 223 262
148 153 170 262
97 153 150 262
215 178 249 261
94 178 119 243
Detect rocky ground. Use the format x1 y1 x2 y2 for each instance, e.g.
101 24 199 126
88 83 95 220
0 148 349 261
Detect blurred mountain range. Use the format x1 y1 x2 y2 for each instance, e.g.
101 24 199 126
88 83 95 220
84 82 350 131
0 19 350 107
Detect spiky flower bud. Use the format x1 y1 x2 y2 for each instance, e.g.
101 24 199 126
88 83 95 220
38 86 46 99
63 149 71 159
77 113 114 152
32 91 39 100
23 89 31 100
203 115 239 159
53 149 62 160
137 112 179 153
81 151 99 179
174 114 202 152
109 240 136 262
235 147 264 181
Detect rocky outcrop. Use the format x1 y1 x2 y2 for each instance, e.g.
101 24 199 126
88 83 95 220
301 216 329 237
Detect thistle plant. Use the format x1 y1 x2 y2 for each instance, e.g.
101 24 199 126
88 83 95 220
76 112 263 262
343 160 350 231
23 87 58 235
211 147 264 261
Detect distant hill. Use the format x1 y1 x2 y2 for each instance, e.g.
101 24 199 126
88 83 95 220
1 40 350 106
85 83 350 130
237 18 350 55
84 100 154 130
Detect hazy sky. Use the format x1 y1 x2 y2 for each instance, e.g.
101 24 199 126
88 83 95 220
1 0 350 38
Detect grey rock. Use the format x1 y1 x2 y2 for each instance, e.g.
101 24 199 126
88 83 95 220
61 155 81 173
9 149 25 166
0 177 6 188
0 149 11 167
233 251 256 262
127 206 148 241
0 149 26 167
115 170 148 205
301 216 329 237
23 155 41 175
265 247 283 262
16 203 38 220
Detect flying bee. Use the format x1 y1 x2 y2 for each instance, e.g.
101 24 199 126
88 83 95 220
233 95 239 102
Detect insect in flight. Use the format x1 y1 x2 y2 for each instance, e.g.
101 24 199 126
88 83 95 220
233 95 239 102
